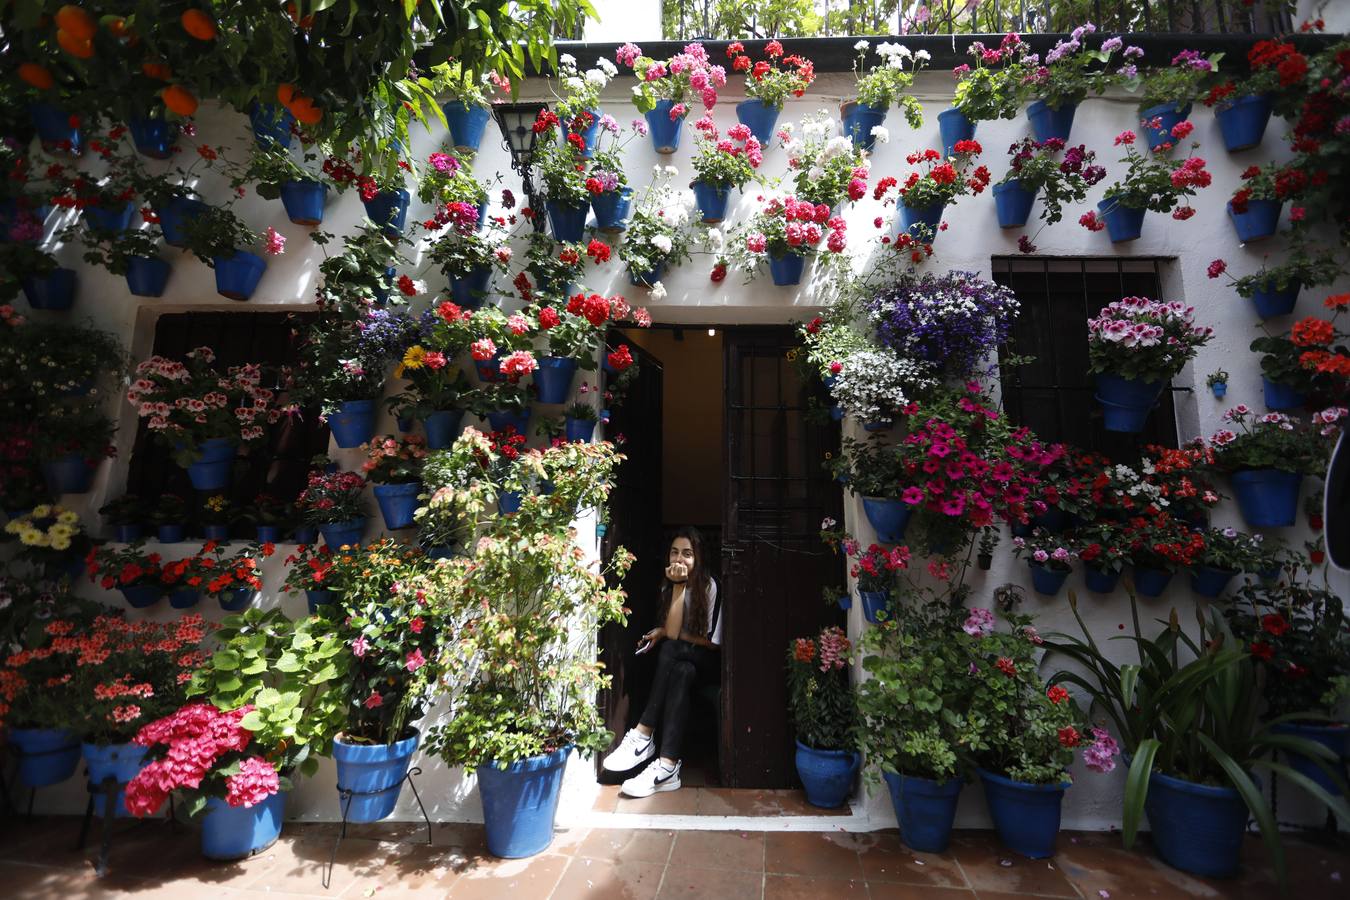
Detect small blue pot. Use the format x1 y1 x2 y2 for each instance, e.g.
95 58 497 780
423 409 465 449
441 266 491 310
113 524 144 543
157 523 186 544
861 497 912 544
156 197 208 248
306 589 335 615
293 525 318 544
534 357 577 404
691 180 732 224
498 490 523 515
42 453 93 494
768 252 805 287
1095 374 1163 433
443 100 492 153
373 481 421 530
645 100 685 154
486 409 531 436
334 729 420 824
1028 562 1071 597
372 265 396 307
219 588 254 611
213 251 267 301
363 189 410 236
898 199 946 242
22 268 77 310
1026 99 1077 143
202 523 231 541
329 399 378 449
736 98 781 145
1211 382 1228 399
169 589 202 610
630 262 666 287
1083 566 1120 594
1262 377 1305 411
30 103 81 153
84 202 136 234
10 727 81 788
794 741 860 809
1216 94 1272 152
1141 102 1192 150
320 518 366 550
249 102 295 149
478 746 572 858
1270 722 1348 797
977 768 1068 859
185 437 237 490
201 791 285 861
475 355 503 383
546 199 589 243
1189 564 1238 598
1248 279 1300 319
1132 566 1174 598
884 771 963 853
280 179 327 226
591 187 633 233
1228 199 1281 243
1097 198 1145 243
129 116 177 159
859 590 892 625
125 255 171 297
255 525 282 543
1144 770 1248 878
120 584 161 609
993 179 1036 228
937 107 976 158
840 101 887 152
563 107 603 158
564 417 596 443
1231 468 1302 528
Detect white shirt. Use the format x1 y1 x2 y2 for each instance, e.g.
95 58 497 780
684 578 722 646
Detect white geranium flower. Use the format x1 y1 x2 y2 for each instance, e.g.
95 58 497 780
914 49 931 62
870 125 889 143
854 39 869 51
559 53 577 69
783 138 804 158
632 85 643 96
808 166 825 181
597 58 618 78
564 76 583 93
650 281 667 300
706 227 724 251
585 69 608 88
663 165 679 178
651 234 673 254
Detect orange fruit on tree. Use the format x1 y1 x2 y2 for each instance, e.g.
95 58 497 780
56 28 95 59
276 83 297 106
290 95 323 125
142 61 172 80
180 9 217 41
54 5 96 41
161 84 199 117
18 63 55 90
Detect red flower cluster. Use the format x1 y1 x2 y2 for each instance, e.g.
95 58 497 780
1249 39 1308 87
532 109 560 134
585 239 611 264
606 344 634 372
566 291 614 327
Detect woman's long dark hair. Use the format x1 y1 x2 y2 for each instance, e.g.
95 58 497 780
656 526 712 639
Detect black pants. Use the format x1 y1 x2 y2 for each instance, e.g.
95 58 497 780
638 638 720 762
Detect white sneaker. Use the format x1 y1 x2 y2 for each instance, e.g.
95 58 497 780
602 728 656 772
621 759 681 798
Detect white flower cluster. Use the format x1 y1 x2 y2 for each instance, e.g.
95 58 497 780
1108 464 1168 507
829 348 936 422
875 42 928 69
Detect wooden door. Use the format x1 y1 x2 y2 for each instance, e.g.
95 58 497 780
720 326 844 787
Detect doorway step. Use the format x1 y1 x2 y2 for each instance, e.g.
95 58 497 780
585 784 878 832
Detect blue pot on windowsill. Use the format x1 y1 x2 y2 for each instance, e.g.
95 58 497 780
443 100 492 153
645 100 685 154
545 199 589 243
1028 561 1071 596
1026 99 1077 143
201 791 286 861
280 179 328 226
1231 469 1302 528
249 102 295 149
591 187 634 233
334 728 421 824
128 116 178 159
1228 199 1282 243
486 409 531 437
169 589 202 610
533 357 578 405
1095 374 1163 433
10 727 81 788
1132 566 1174 598
1215 94 1272 152
156 523 186 544
30 103 81 154
1144 770 1249 878
306 589 335 614
1140 102 1192 150
1248 279 1300 319
1083 566 1120 594
319 518 366 550
841 101 887 152
328 399 378 448
564 417 597 443
1097 198 1146 243
83 202 136 234
993 179 1036 228
977 768 1069 859
423 409 465 449
362 189 410 236
861 497 912 544
42 453 94 494
212 251 267 301
884 772 963 853
690 180 732 224
794 741 860 809
767 252 805 287
1190 564 1238 598
859 589 891 625
184 437 237 490
125 255 171 297
373 481 422 530
156 197 208 248
22 268 77 310
937 107 976 158
1262 376 1305 411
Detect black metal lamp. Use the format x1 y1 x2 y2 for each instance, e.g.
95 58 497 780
492 101 549 232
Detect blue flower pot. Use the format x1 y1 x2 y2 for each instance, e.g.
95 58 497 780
185 437 237 491
201 791 285 861
863 420 892 433
156 197 208 248
249 102 295 149
84 202 136 234
899 200 945 241
157 523 186 543
1028 562 1071 597
372 265 396 307
1083 566 1120 594
397 416 414 433
1095 374 1163 433
427 545 455 560
334 729 420 824
329 399 378 449
645 100 685 154
564 417 596 443
477 746 572 858
1189 564 1238 598
119 584 161 608
42 453 93 494
320 518 366 550
1144 770 1248 878
859 590 892 625
591 187 633 233
937 107 976 158
125 255 171 297
373 481 421 530
280 179 327 226
794 741 860 809
1132 566 1174 598
993 179 1036 228
563 107 603 158
836 594 851 610
691 180 732 224
10 727 81 788
498 490 523 515
1141 102 1192 151
363 189 410 236
1216 94 1272 152
977 768 1068 859
1228 199 1281 243
212 251 267 301
1248 279 1300 319
114 524 144 543
1097 198 1145 243
486 409 531 436
256 525 282 543
30 103 81 153
1211 382 1228 399
169 589 201 610
1231 469 1303 528
534 357 577 404
768 252 805 287
423 409 465 449
306 589 335 615
1026 100 1076 143
82 742 149 818
1262 377 1305 411
22 268 77 310
841 101 888 152
203 523 231 541
443 101 491 153
129 116 177 159
475 355 503 383
861 497 912 544
545 199 589 243
293 525 318 544
736 98 781 145
884 771 963 853
1270 722 1348 797
630 262 666 287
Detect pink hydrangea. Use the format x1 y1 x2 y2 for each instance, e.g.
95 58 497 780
224 756 280 808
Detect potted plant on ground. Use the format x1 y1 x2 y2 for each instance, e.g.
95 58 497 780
618 170 695 289
86 540 165 608
296 469 368 549
360 433 429 530
1127 49 1222 150
1207 405 1340 527
877 142 990 242
620 41 724 154
725 195 849 287
179 203 278 301
725 40 815 144
1013 530 1077 597
993 138 1105 238
842 40 926 152
99 494 147 543
779 111 870 211
1018 26 1129 143
688 118 762 224
946 34 1029 152
1087 127 1211 242
1205 240 1343 320
786 626 859 809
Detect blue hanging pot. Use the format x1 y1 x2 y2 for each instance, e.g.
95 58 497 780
1231 469 1303 528
10 727 81 788
645 100 685 154
545 199 589 243
564 417 596 443
1026 100 1077 143
83 202 136 234
936 107 976 158
255 525 282 543
1144 771 1249 878
328 399 378 449
184 437 237 490
128 116 178 159
114 523 144 543
497 490 523 515
898 200 945 241
1189 564 1238 598
859 590 891 625
793 741 860 809
422 409 465 449
334 729 421 824
1095 373 1163 433
362 189 410 236
306 589 335 614
883 772 963 853
42 453 94 495
1215 94 1272 152
630 261 666 288
841 101 888 152
691 181 732 224
486 409 531 436
125 256 171 297
396 416 414 434
22 267 77 311
373 481 422 530
533 357 578 405
475 354 504 383
1082 566 1120 594
1262 376 1306 411
449 266 493 310
1028 562 1071 597
1211 382 1228 399
30 103 81 154
1132 566 1174 598
212 251 267 301
477 746 572 858
861 497 912 544
201 792 285 861
767 252 805 287
562 107 603 158
219 588 254 612
119 584 161 609
1248 279 1300 319
157 523 186 543
248 102 295 149
319 518 366 550
978 768 1069 859
992 179 1036 228
1140 102 1192 150
156 197 208 248
169 589 202 610
591 187 634 233
1269 722 1348 797
735 98 781 145
1096 198 1146 243
1228 199 1282 243
443 101 492 153
372 265 396 308
280 179 327 226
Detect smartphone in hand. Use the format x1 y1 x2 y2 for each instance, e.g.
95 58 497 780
635 639 653 655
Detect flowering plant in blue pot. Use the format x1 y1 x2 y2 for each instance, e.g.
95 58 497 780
530 113 593 241
178 203 280 301
723 194 849 286
948 33 1030 139
1227 161 1304 243
875 141 990 242
994 137 1104 243
33 404 115 496
426 216 511 309
360 433 429 531
1206 405 1341 528
1018 26 1134 143
617 171 695 291
388 353 473 450
1086 127 1211 242
688 120 763 224
726 40 816 144
1125 48 1223 150
1013 530 1077 597
780 110 870 210
296 469 368 542
1250 311 1347 410
417 149 493 231
1205 238 1342 320
619 41 726 154
787 626 859 809
841 40 926 151
435 60 510 154
65 224 172 296
227 143 339 227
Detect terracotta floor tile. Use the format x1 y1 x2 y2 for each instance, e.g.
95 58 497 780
448 852 570 900
767 790 853 817
237 834 410 896
852 832 968 887
575 828 676 864
1055 835 1220 899
667 829 764 872
550 857 665 900
614 788 701 816
593 784 622 813
947 832 1078 898
867 885 976 900
762 872 867 899
763 832 863 879
654 865 762 900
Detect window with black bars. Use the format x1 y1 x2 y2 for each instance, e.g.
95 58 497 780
125 312 327 535
993 257 1180 460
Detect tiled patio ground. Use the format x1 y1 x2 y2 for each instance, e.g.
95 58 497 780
0 813 1347 899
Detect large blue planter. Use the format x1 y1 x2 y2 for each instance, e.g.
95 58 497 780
630 262 666 288
1216 94 1272 152
691 181 732 224
736 98 781 145
125 256 171 297
937 107 976 158
10 727 81 788
563 107 603 158
156 197 208 248
129 116 178 159
497 490 523 515
1228 199 1282 243
306 589 335 615
22 268 77 310
363 189 410 236
645 100 685 154
545 199 589 243
30 102 81 153
487 409 531 436
423 410 465 449
859 590 892 625
1231 469 1303 528
212 251 267 301
1132 566 1174 598
841 101 887 152
861 496 912 544
1190 564 1238 598
768 252 805 287
1270 722 1347 796
373 481 421 530
1029 562 1071 597
202 523 231 541
157 523 186 544
119 584 161 608
449 266 493 309
280 180 327 226
898 200 946 241
1095 374 1163 433
564 417 596 443
249 102 295 149
794 741 860 809
113 523 144 543
42 453 93 494
185 437 237 491
84 202 136 234
329 399 377 448
1144 770 1248 878
1097 198 1146 243
320 518 366 550
1262 377 1305 411
169 589 201 610
443 101 492 153
591 187 634 233
477 746 572 858
201 791 286 861
1248 279 1300 319
1083 566 1121 594
334 729 420 824
1141 102 1193 150
993 179 1036 228
534 357 577 404
977 768 1068 859
1026 100 1077 143
82 742 149 818
884 771 963 853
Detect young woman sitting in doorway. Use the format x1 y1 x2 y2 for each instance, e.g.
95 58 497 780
602 526 722 796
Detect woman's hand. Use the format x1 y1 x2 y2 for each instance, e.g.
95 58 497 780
665 561 689 583
641 627 665 644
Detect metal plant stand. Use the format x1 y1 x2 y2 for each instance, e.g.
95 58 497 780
323 766 431 889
